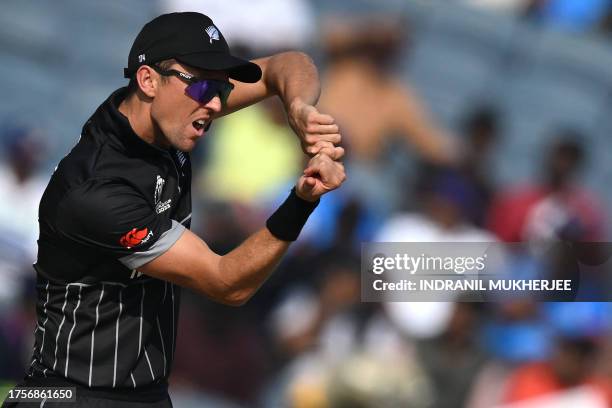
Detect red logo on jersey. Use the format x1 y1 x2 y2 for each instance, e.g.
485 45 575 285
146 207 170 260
119 227 149 248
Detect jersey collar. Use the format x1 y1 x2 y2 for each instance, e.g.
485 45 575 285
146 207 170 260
90 87 170 157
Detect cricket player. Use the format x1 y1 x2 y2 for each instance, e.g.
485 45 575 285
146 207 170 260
3 12 345 407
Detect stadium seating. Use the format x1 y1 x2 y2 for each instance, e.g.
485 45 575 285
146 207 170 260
0 0 610 204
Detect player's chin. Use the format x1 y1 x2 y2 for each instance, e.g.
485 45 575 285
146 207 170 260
174 138 197 153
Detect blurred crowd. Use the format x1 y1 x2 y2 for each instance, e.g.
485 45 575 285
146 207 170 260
1 0 612 407
464 0 612 33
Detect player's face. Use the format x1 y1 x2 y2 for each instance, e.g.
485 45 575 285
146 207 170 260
150 62 229 152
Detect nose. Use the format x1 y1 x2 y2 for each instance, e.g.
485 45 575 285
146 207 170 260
204 95 222 113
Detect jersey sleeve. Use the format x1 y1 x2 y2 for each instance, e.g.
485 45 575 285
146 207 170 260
55 178 185 269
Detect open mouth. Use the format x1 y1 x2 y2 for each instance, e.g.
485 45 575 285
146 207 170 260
192 119 206 130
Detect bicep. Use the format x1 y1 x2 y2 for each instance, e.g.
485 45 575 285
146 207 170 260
138 228 228 300
140 227 291 306
219 57 273 116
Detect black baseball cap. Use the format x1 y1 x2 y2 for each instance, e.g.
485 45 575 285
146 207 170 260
124 12 262 83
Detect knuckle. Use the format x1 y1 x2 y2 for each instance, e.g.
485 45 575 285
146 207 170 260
319 146 333 155
304 135 317 144
323 142 337 151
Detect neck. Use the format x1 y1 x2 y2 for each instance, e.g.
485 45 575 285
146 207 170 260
118 92 169 148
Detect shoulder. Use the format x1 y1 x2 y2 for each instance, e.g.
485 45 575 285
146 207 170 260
52 176 175 256
57 178 147 224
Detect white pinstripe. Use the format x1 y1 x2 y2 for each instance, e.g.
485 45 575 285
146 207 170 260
64 285 82 377
141 285 156 380
39 281 50 361
138 286 144 354
52 287 70 371
112 289 123 388
156 316 167 376
38 280 170 386
144 348 155 380
171 285 175 358
89 284 104 387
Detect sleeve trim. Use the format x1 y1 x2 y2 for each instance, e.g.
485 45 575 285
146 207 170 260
119 220 185 270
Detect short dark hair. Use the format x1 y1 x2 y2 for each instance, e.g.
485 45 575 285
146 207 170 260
126 59 176 95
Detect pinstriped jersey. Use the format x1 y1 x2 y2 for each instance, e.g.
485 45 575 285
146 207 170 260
27 87 191 394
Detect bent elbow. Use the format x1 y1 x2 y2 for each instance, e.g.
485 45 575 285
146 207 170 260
203 281 253 307
217 289 253 307
292 50 313 62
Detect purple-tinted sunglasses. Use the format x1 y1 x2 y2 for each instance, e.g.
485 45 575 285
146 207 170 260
151 65 234 106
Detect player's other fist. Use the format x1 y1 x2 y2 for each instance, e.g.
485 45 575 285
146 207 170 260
295 153 346 202
288 98 344 160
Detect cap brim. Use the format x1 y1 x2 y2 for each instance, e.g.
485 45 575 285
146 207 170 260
176 53 262 83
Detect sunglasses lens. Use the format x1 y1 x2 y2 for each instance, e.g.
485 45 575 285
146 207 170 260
185 80 233 105
185 81 213 103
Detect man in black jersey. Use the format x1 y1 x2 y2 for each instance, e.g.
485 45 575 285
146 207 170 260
3 12 344 408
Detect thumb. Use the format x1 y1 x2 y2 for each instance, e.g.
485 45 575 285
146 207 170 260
304 167 318 177
303 176 317 191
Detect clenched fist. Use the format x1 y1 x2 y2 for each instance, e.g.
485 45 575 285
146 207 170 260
288 98 344 160
295 153 346 202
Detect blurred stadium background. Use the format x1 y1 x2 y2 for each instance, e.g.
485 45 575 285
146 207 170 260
1 0 612 407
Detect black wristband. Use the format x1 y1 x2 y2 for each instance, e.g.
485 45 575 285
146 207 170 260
266 188 319 241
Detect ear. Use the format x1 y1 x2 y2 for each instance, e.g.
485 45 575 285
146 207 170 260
135 65 159 98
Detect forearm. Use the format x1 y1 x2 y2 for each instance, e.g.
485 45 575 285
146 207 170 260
217 228 290 306
139 227 289 306
262 51 321 109
213 185 322 305
220 51 321 117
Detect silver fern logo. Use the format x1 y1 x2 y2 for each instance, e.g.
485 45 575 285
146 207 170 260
205 25 219 44
154 175 172 214
154 175 165 204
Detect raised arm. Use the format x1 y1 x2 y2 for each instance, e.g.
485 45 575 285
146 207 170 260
221 51 343 159
222 51 319 114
